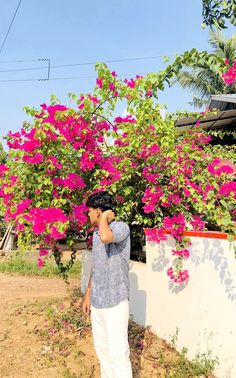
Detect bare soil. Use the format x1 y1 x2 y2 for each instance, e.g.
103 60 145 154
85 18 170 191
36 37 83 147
0 273 216 378
0 273 92 378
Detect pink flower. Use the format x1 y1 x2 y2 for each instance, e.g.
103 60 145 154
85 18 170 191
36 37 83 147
167 267 189 283
39 248 49 257
96 78 103 88
13 198 32 217
32 222 46 235
73 203 88 226
23 152 44 164
0 164 9 177
124 78 136 88
149 143 160 154
163 214 186 241
190 216 205 231
208 158 234 176
109 82 116 92
114 115 136 124
219 165 234 175
50 226 66 240
146 89 153 97
143 203 156 213
222 62 236 85
63 173 86 190
88 95 100 104
37 258 45 268
219 181 236 197
21 140 42 152
172 249 190 258
183 188 191 197
116 195 125 203
145 228 167 244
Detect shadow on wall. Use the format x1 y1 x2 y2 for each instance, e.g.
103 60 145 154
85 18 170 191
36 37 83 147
191 237 236 302
129 270 147 377
129 270 147 327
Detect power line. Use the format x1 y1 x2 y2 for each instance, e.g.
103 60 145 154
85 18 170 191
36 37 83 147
0 54 176 73
0 59 36 64
0 54 176 65
0 0 23 55
0 72 149 83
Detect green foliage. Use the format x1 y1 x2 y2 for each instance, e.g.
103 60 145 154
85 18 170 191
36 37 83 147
170 348 218 377
169 328 218 377
173 30 236 108
0 142 6 164
202 0 236 29
1 50 235 278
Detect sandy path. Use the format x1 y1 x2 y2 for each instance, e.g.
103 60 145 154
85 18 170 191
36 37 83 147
0 273 79 304
0 273 84 378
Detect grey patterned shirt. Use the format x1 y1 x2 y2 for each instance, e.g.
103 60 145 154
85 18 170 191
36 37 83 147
91 220 130 308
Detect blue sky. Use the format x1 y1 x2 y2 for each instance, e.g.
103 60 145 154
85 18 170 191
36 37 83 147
0 0 235 145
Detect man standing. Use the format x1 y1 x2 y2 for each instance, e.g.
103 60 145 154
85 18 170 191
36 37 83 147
82 191 132 378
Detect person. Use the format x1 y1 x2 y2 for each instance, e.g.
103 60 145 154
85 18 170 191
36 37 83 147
82 191 132 378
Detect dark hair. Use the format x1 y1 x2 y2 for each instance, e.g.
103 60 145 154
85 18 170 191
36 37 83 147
86 191 116 213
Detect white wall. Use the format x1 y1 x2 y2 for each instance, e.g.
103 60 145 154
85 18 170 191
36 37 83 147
129 234 236 378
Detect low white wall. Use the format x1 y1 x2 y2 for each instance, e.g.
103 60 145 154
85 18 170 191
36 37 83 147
129 234 236 378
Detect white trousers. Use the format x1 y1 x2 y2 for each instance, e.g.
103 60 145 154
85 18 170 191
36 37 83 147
91 299 132 378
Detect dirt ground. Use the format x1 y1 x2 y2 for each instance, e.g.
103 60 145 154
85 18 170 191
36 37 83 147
0 273 216 378
0 273 98 378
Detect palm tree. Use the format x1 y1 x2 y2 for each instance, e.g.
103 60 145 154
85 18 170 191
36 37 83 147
174 29 236 108
0 142 6 164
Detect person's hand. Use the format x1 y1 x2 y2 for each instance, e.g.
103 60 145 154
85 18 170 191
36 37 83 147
82 291 91 316
101 210 115 223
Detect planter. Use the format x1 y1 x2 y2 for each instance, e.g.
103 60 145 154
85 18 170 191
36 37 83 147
129 230 236 378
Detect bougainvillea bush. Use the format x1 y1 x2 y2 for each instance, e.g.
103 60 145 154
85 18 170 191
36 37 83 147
0 59 235 284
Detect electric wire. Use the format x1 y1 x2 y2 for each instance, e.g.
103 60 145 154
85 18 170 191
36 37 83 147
0 72 148 83
0 0 23 55
0 54 176 74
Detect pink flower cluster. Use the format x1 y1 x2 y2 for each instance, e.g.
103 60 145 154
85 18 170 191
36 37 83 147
145 227 167 244
142 187 163 213
190 215 205 231
0 164 9 177
23 207 68 237
219 181 236 199
167 267 189 283
172 249 190 258
163 214 186 241
52 173 85 190
37 247 50 268
114 115 136 124
222 62 236 85
72 203 88 227
207 158 234 176
142 166 161 184
22 152 44 164
124 78 136 88
138 143 160 160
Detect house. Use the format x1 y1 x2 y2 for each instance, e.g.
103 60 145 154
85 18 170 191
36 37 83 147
175 94 236 146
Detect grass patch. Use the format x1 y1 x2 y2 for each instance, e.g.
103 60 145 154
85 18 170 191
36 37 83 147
0 255 81 278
